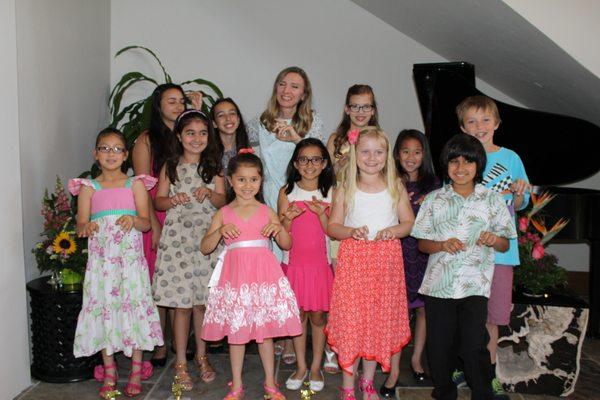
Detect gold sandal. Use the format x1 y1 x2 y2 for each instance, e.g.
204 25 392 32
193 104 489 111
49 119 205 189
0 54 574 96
194 354 216 383
173 362 194 391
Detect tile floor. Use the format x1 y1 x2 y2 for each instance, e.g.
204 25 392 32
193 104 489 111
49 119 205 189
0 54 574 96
15 338 600 400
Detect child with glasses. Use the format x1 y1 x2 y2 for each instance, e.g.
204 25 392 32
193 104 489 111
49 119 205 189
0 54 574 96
276 138 336 392
69 128 163 398
327 84 380 181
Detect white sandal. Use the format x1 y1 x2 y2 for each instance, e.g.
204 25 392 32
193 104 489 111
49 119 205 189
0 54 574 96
285 370 308 390
309 370 325 391
323 347 340 374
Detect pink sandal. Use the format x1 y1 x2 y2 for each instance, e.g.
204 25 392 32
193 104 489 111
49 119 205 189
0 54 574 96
263 383 286 400
224 381 245 399
358 377 377 400
95 363 119 399
124 360 153 397
339 386 356 400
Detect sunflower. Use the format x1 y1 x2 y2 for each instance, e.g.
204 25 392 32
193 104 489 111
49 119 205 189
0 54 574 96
52 231 77 255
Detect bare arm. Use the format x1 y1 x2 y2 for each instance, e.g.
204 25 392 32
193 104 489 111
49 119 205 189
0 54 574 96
327 187 368 240
132 131 161 246
75 186 98 237
200 210 225 255
131 179 152 232
209 175 227 208
264 207 292 250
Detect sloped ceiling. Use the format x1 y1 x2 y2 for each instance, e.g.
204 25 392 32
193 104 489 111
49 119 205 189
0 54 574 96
351 0 600 128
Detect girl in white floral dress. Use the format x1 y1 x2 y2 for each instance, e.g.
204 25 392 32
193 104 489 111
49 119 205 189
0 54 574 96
70 128 163 398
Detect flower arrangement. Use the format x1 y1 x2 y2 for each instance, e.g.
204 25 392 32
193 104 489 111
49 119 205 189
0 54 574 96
32 177 87 285
515 191 569 295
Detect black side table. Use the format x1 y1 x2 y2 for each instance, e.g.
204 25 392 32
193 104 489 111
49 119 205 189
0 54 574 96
26 276 99 382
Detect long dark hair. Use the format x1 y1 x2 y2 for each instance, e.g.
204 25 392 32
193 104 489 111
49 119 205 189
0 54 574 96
332 84 379 157
284 138 334 198
393 129 437 192
148 83 185 175
226 152 265 203
210 97 250 155
165 110 222 184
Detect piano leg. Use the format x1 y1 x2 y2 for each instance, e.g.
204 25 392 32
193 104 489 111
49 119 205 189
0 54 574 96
589 240 600 337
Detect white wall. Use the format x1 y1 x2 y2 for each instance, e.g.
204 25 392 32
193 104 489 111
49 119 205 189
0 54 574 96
17 0 111 282
111 0 520 142
0 1 31 398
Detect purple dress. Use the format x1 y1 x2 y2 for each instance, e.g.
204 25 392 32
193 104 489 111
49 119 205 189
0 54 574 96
403 178 440 309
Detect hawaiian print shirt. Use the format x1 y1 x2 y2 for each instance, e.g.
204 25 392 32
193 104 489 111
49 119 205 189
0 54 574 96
412 184 517 299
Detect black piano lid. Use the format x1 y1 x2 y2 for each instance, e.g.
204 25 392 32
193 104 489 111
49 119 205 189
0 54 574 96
413 62 600 186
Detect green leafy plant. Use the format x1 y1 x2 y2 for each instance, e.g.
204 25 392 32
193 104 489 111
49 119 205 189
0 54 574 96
515 191 569 295
82 45 223 177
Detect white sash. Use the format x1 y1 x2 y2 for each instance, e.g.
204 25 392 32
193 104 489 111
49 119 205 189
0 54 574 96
208 239 271 288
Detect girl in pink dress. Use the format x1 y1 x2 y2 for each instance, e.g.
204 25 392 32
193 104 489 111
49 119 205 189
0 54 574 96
70 128 163 398
277 138 335 392
201 150 302 400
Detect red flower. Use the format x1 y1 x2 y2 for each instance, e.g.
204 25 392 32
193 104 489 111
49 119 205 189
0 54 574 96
518 217 529 232
532 243 545 260
347 129 360 145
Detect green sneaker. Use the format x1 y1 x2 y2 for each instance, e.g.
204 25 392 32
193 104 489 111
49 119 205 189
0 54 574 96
451 369 467 388
491 377 510 400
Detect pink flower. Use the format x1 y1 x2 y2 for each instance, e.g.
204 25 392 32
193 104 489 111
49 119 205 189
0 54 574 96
518 217 529 232
532 243 545 260
347 129 360 145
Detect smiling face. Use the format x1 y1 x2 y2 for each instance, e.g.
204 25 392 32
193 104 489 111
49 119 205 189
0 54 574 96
294 145 327 182
228 164 262 201
397 137 423 180
213 101 240 136
159 88 186 125
276 72 305 111
448 155 476 193
178 119 208 158
94 133 128 172
460 106 500 151
356 135 387 176
345 93 375 129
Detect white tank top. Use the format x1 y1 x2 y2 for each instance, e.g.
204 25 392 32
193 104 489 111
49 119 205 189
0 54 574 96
344 189 397 241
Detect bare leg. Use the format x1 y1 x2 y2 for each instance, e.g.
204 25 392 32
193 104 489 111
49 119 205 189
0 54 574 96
290 310 308 379
128 349 143 393
100 350 116 387
258 338 277 388
486 322 499 364
384 350 401 388
411 306 427 373
152 306 168 360
192 305 207 358
174 308 192 363
361 359 378 400
309 311 327 381
229 344 245 392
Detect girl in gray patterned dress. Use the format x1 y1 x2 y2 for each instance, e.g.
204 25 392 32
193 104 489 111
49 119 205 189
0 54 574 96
153 110 226 391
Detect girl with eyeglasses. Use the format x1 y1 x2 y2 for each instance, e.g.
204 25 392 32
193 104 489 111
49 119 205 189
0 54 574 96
69 128 163 397
327 84 380 180
152 110 227 392
276 138 335 393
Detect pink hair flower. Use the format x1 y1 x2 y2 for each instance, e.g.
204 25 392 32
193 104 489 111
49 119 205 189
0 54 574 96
238 148 254 155
347 129 360 145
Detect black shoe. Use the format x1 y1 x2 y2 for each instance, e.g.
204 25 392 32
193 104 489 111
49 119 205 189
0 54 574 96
379 381 402 398
150 356 167 367
151 345 168 367
412 369 429 382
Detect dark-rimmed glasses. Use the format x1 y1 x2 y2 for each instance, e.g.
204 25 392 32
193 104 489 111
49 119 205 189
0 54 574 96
296 156 324 166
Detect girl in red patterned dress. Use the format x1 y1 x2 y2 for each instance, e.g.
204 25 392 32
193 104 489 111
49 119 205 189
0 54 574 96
326 127 414 400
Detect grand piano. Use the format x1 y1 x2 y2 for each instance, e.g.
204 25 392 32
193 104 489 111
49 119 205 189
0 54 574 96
413 62 600 337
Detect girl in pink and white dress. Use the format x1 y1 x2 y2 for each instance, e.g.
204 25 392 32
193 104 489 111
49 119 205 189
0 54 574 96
277 138 335 392
201 151 302 400
70 128 162 398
